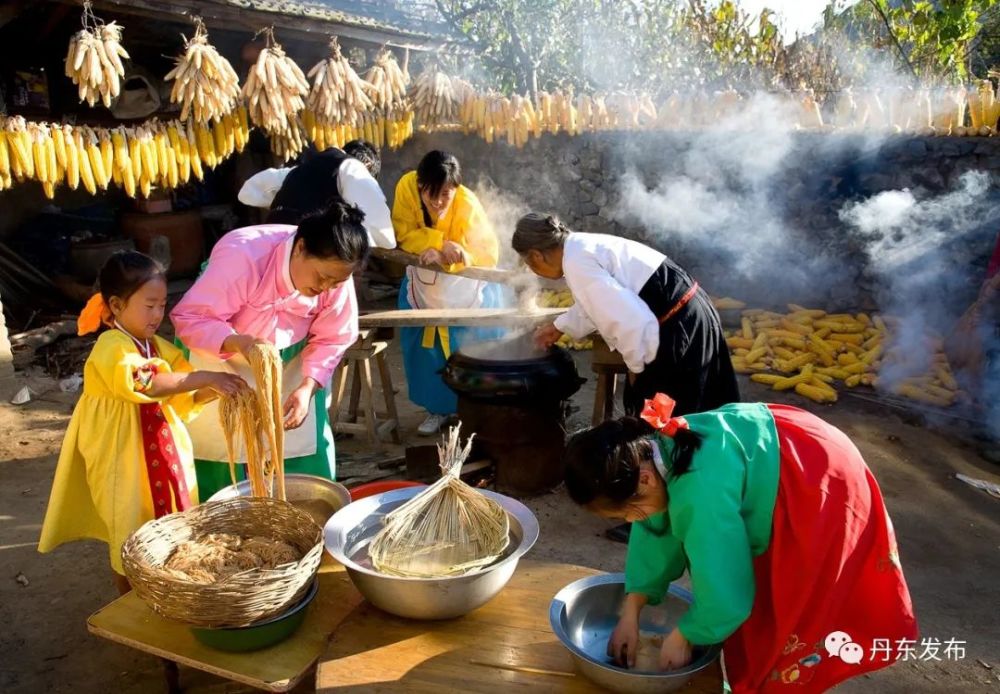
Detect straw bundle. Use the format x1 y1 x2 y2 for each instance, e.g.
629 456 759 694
368 425 509 578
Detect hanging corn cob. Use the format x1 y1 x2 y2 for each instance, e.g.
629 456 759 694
409 61 460 130
363 47 411 149
64 3 129 108
305 37 372 148
243 29 309 137
165 18 241 124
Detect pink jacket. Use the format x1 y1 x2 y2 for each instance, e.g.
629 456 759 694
171 225 358 388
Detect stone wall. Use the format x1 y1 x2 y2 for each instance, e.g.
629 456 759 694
379 131 1000 326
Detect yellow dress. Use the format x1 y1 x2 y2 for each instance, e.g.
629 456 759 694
38 330 202 574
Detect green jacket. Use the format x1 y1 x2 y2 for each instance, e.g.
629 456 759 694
624 403 781 645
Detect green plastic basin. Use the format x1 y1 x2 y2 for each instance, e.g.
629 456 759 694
189 580 318 652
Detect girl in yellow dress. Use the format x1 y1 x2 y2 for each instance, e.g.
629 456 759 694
38 252 245 593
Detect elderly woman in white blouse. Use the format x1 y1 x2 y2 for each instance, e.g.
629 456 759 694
512 213 740 418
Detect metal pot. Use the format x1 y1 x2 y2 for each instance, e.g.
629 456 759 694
550 573 722 693
323 486 539 620
441 335 584 404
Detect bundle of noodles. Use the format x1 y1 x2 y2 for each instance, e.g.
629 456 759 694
218 342 284 500
164 532 301 584
248 343 285 500
368 425 509 578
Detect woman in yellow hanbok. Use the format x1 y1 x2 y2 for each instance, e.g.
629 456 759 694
391 150 504 435
38 252 244 592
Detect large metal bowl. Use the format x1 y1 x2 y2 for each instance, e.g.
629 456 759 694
323 486 539 619
208 474 351 527
550 573 722 693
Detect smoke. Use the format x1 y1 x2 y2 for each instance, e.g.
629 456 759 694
839 171 1000 431
611 93 855 306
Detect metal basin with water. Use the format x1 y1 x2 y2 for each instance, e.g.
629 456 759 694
550 573 722 693
323 486 539 619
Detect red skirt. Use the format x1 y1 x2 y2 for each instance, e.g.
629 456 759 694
723 404 918 693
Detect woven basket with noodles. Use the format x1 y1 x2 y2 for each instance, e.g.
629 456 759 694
121 497 322 627
368 425 510 578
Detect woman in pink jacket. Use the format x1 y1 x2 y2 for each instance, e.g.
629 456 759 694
171 203 368 498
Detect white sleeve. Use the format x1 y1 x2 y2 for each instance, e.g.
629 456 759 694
237 167 293 208
338 159 396 249
562 254 660 373
554 305 597 341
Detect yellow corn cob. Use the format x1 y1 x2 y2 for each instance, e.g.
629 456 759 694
838 352 860 366
110 129 129 174
42 180 56 199
76 131 96 194
773 365 815 391
187 122 204 181
166 146 178 188
99 132 113 182
212 118 226 157
750 374 784 385
128 131 142 181
139 173 151 198
845 374 863 387
0 132 9 179
154 128 169 182
121 160 136 198
32 134 48 184
65 129 80 190
51 126 67 172
795 382 837 403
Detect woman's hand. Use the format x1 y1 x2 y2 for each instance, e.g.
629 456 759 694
419 248 443 267
222 334 270 360
608 614 640 668
658 628 693 672
441 240 468 265
534 323 563 349
283 378 318 430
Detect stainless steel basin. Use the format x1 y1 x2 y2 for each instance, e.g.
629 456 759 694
550 573 722 693
208 474 351 527
323 486 539 619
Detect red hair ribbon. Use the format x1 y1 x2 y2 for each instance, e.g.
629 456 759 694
640 393 689 437
77 293 112 336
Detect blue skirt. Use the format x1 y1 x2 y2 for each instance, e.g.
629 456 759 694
398 277 506 415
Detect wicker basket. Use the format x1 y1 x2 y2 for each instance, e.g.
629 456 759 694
121 497 323 628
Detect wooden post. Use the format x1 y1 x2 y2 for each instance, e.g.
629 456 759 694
0 291 14 380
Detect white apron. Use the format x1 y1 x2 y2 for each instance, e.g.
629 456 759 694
185 348 329 463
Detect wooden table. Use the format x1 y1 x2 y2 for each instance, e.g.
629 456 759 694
358 307 567 329
87 560 363 693
316 559 724 693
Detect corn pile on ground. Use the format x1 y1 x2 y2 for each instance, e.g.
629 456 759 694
712 299 964 408
535 289 593 350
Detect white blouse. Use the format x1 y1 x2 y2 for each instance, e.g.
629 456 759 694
237 158 396 249
553 233 665 373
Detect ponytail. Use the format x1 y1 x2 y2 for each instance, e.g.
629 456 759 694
667 427 703 477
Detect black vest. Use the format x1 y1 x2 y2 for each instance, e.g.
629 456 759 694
266 148 350 225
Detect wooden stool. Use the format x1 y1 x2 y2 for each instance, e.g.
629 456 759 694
330 332 401 448
591 336 628 425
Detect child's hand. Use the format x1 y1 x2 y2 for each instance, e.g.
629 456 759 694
658 628 692 671
607 615 640 668
205 372 247 397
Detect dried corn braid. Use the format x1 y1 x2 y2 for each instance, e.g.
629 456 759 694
164 18 241 124
64 3 128 108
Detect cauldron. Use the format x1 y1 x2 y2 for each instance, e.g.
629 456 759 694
442 335 585 495
441 335 585 405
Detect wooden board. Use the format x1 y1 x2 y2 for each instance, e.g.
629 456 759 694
87 560 363 693
371 248 519 284
315 559 724 693
359 307 567 329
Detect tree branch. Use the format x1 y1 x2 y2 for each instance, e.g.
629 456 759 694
866 0 919 79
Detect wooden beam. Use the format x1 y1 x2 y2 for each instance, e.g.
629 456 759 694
371 248 519 284
358 307 566 329
70 0 446 51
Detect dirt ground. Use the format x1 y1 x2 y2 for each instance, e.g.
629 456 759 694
1 339 999 693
